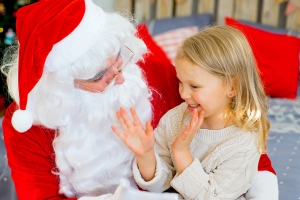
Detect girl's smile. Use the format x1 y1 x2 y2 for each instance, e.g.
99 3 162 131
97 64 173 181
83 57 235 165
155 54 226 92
187 104 200 111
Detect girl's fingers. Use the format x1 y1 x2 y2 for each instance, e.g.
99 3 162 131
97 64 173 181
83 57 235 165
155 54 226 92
189 109 198 132
197 111 204 128
180 125 190 139
145 121 154 137
131 108 143 127
120 107 134 127
190 109 204 131
111 125 124 140
116 110 128 130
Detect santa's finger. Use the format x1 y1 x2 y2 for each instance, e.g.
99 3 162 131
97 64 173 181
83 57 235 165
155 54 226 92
130 108 143 127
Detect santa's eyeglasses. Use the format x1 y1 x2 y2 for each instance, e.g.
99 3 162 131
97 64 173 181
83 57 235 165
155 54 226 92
74 45 135 93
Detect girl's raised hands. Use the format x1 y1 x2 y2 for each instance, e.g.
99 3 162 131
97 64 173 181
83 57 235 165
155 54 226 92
171 109 204 174
171 109 204 153
111 107 155 157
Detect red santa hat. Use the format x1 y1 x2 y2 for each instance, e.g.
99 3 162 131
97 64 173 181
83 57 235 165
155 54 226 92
12 0 106 132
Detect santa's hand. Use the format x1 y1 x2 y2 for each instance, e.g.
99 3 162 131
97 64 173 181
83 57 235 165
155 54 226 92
111 107 155 157
113 179 178 200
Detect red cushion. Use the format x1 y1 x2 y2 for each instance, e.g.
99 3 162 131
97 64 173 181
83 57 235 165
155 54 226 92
225 17 300 99
136 24 183 128
0 95 6 114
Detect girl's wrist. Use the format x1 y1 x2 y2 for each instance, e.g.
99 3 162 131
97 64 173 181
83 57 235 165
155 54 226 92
171 146 190 154
172 149 191 158
172 149 193 174
137 149 156 181
137 149 155 160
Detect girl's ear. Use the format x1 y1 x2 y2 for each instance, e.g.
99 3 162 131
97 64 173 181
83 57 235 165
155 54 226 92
227 77 238 98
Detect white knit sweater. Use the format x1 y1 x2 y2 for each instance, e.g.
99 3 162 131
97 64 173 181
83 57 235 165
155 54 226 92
133 102 260 200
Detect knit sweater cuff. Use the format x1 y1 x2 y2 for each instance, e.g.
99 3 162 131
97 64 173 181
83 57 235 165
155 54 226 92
171 158 208 198
132 152 169 192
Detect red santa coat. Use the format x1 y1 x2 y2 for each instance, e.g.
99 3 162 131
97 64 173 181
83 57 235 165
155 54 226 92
3 102 76 200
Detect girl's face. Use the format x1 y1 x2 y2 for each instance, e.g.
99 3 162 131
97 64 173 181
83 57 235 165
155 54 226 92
175 58 232 129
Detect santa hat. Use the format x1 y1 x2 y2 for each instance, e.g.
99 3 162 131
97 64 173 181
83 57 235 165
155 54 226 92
12 0 106 132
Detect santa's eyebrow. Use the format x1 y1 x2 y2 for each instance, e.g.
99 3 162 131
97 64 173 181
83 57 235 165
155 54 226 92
87 68 109 82
86 48 121 82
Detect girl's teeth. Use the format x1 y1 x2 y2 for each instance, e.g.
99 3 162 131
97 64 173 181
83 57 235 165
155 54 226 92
190 105 198 107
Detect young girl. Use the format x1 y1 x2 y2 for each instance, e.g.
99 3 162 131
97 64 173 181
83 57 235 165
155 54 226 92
112 25 270 199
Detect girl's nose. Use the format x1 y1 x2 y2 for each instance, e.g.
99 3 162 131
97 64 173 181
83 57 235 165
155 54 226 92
179 86 190 100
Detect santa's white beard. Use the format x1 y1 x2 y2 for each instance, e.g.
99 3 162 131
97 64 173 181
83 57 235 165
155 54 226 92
41 65 153 197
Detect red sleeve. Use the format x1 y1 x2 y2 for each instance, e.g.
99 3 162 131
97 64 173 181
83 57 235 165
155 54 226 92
2 102 77 200
258 153 276 175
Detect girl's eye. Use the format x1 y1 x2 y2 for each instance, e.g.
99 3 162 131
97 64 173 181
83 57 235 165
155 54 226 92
191 85 198 89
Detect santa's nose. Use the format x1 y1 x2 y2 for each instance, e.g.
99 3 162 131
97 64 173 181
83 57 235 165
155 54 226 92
114 73 125 85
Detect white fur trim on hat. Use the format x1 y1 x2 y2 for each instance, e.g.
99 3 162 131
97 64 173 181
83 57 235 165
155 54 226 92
44 0 106 72
12 110 34 133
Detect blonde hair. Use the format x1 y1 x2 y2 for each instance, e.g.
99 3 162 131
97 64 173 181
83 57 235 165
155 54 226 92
176 25 269 152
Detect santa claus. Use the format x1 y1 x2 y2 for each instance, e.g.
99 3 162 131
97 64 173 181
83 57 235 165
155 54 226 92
1 0 277 199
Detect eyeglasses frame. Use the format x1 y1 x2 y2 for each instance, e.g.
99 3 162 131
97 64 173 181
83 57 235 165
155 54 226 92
74 45 135 93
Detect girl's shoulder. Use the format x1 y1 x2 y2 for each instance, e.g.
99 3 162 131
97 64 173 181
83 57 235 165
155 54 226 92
219 127 259 151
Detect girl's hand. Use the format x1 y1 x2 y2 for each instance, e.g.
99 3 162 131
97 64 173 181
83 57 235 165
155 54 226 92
112 107 155 158
171 109 204 153
171 109 204 174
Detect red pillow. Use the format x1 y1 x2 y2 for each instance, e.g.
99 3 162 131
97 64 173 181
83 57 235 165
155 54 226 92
226 17 300 99
136 24 183 128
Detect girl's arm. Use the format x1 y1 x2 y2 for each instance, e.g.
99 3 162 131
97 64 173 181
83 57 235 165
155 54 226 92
132 112 176 193
112 107 156 181
113 107 180 192
133 108 203 193
170 133 260 200
171 109 204 174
